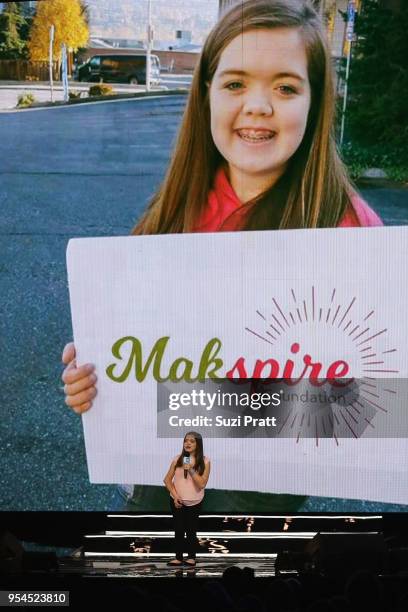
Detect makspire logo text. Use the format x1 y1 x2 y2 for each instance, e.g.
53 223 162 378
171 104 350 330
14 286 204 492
106 336 351 387
105 286 399 388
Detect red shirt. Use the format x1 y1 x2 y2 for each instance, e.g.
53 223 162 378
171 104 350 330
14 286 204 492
195 167 383 232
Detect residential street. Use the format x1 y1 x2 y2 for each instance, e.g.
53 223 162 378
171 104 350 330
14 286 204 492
1 96 407 510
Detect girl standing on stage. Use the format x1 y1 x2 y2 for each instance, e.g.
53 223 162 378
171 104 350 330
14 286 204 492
61 0 382 510
163 432 210 566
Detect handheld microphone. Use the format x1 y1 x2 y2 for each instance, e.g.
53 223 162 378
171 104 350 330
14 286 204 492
183 453 190 479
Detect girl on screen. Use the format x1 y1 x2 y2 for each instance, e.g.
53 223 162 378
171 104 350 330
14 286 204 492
163 432 210 566
61 0 382 510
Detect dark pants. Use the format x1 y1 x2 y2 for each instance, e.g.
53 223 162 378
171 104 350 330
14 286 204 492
170 497 202 560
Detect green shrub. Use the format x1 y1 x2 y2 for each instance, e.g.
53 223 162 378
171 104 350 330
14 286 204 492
16 92 35 108
88 83 114 97
335 1 408 184
340 141 408 182
68 90 82 100
339 1 408 150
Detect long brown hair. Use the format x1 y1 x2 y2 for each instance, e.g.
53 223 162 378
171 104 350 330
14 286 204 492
132 0 355 234
175 431 205 476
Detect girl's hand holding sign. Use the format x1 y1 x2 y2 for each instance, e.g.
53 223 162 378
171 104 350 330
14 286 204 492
61 342 96 414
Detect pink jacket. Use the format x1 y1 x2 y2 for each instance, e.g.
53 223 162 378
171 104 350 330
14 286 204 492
195 167 383 231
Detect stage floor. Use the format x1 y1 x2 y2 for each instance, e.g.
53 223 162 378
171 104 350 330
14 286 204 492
59 554 278 578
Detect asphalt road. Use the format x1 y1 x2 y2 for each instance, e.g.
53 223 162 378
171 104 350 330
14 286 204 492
1 96 407 511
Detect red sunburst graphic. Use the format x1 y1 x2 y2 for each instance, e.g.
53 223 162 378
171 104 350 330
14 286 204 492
245 285 399 446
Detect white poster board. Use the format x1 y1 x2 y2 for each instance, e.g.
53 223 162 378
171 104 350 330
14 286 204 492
67 226 408 503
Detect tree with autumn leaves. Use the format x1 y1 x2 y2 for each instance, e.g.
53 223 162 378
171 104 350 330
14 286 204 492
28 0 89 62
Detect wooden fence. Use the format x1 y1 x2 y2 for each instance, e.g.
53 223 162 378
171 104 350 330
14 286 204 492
0 60 59 81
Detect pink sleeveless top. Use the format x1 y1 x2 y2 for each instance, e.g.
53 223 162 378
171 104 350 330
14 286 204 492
172 455 210 506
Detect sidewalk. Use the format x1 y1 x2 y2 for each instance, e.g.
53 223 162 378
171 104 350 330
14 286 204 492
0 79 169 110
0 79 167 90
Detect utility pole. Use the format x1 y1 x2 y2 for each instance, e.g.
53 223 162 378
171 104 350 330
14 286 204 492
146 0 152 92
340 1 356 146
61 43 69 102
49 24 54 103
319 0 325 18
